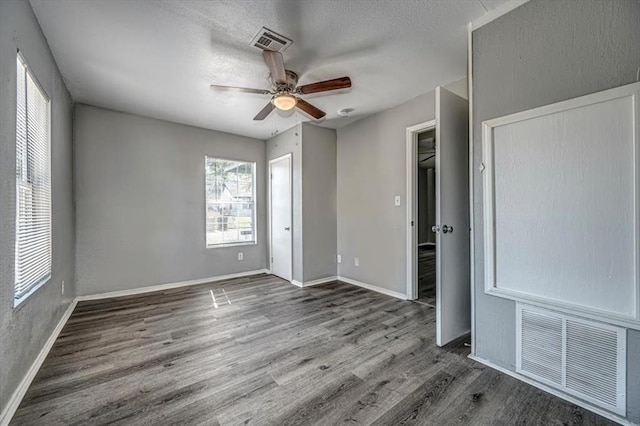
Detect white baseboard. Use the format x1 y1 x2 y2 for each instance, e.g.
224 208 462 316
468 355 635 426
337 276 407 300
76 269 270 301
0 299 78 426
291 276 337 288
304 276 338 286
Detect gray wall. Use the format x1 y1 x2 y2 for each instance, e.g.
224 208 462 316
0 0 75 413
472 0 640 422
74 105 266 296
265 123 337 283
266 125 303 282
301 123 337 282
336 78 466 294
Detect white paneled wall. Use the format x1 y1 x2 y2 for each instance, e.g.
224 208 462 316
482 82 640 327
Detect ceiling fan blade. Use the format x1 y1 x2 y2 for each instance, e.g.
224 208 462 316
253 102 276 121
296 99 326 120
210 85 271 95
298 77 351 95
262 50 287 84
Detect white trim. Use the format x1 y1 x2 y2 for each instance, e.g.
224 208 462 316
205 241 257 249
470 0 529 30
0 299 77 426
488 288 640 331
406 120 437 301
76 269 269 301
305 276 337 286
468 355 635 426
482 81 640 330
467 22 476 357
483 82 640 129
291 276 337 288
339 276 407 301
435 88 443 345
268 152 294 283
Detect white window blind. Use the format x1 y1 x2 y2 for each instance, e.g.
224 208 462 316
14 53 51 306
205 157 256 247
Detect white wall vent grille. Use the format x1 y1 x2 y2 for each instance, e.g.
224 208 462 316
250 27 292 52
516 304 626 416
520 309 563 384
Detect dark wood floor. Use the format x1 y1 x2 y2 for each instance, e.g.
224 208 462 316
417 245 436 306
12 274 615 425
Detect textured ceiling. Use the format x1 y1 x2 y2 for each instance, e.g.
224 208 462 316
30 0 508 140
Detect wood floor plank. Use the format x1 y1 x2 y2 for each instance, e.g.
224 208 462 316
11 274 617 425
417 245 436 305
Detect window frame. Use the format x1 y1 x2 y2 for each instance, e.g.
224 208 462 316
14 51 52 307
204 156 257 249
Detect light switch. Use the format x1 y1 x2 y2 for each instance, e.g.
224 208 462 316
394 195 401 206
337 255 342 264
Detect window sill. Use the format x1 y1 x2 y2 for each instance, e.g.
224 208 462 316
14 274 52 308
206 241 257 249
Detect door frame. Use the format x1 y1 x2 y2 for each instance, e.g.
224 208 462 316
406 120 437 299
268 153 293 282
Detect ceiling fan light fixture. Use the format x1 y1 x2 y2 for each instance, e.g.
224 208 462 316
272 93 297 111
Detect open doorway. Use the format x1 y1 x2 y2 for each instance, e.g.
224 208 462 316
417 128 437 306
406 86 470 347
406 119 436 304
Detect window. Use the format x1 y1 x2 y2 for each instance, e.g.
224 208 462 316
14 53 51 306
205 157 256 247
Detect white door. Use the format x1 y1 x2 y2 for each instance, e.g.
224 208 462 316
436 87 470 346
270 154 292 281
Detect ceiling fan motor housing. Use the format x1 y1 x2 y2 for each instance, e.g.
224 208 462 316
270 70 299 92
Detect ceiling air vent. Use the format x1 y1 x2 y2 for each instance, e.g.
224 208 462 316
250 27 292 52
516 303 626 416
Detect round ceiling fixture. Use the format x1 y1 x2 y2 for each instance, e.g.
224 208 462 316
272 93 297 111
337 108 354 117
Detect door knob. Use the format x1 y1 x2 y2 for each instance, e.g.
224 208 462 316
442 225 453 234
284 227 290 231
431 225 440 233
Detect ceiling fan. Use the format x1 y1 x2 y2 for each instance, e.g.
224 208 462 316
210 50 351 121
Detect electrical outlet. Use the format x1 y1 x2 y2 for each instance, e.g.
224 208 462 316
61 280 65 295
354 257 360 267
238 252 244 261
337 254 342 264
